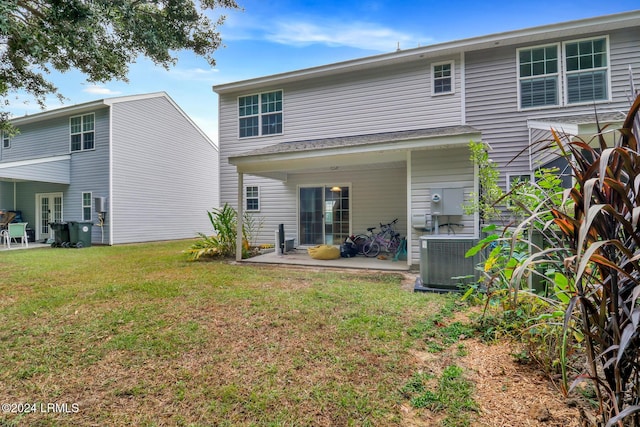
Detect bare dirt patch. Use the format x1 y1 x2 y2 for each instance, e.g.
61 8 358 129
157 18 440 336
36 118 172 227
400 291 581 426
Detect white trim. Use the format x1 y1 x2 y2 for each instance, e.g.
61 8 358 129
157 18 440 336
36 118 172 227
82 191 93 222
516 43 561 111
237 89 284 139
506 173 535 192
460 52 466 124
108 105 114 245
297 183 352 246
213 11 640 94
232 132 479 172
244 185 261 212
473 160 480 239
35 192 64 241
406 150 412 266
562 35 612 106
0 154 70 169
69 112 96 152
431 60 455 96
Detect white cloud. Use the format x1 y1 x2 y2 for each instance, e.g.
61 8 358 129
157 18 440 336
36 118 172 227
266 21 424 52
83 85 122 95
166 67 220 81
223 12 428 52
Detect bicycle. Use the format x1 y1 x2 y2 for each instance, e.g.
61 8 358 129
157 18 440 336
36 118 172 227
361 219 400 257
351 218 399 255
351 227 377 255
363 228 401 258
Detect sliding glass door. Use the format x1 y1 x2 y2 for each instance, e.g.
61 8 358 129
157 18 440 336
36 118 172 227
299 186 350 245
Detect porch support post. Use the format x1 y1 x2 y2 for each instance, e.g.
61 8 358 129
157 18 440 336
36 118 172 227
236 170 244 262
406 150 412 267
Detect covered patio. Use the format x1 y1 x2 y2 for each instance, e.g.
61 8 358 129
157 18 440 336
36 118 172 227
243 247 411 271
229 126 482 266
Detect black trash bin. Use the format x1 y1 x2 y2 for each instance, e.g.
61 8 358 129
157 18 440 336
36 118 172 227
49 222 70 247
68 221 93 248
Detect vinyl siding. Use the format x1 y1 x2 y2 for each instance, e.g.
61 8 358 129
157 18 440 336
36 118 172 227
465 28 640 188
110 96 219 244
0 109 110 239
219 56 463 242
241 166 407 249
410 147 475 265
66 108 110 243
0 116 70 161
217 20 639 267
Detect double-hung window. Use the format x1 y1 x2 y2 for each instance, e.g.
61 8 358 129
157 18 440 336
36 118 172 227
518 36 609 109
565 37 608 104
432 62 454 95
1 132 10 149
82 192 92 221
70 113 95 151
238 90 283 138
518 45 559 108
245 186 260 212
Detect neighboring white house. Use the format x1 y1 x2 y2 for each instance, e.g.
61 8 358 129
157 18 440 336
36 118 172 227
213 11 640 276
0 92 219 245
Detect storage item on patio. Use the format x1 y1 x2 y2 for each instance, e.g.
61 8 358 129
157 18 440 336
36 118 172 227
68 221 93 248
307 245 340 260
340 238 358 258
2 222 29 248
49 222 70 247
0 211 16 229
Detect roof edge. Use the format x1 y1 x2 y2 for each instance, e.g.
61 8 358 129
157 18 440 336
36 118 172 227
213 10 640 94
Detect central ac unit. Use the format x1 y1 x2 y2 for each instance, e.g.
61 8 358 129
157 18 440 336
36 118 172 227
415 236 479 292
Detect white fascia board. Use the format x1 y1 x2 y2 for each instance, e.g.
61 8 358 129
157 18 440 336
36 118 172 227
231 132 480 173
0 154 70 169
528 120 580 135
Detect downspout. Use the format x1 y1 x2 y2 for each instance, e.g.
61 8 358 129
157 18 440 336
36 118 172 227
236 170 244 261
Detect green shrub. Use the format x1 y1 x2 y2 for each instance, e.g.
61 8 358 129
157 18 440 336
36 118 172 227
186 203 252 260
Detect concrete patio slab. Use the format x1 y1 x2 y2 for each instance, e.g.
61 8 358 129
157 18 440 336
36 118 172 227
242 248 411 271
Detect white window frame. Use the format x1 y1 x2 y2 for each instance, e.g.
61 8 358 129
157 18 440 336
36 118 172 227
2 131 10 149
245 185 260 212
507 173 534 192
82 192 92 221
517 44 560 110
562 35 611 106
432 61 455 95
517 36 611 111
70 113 95 152
238 90 283 139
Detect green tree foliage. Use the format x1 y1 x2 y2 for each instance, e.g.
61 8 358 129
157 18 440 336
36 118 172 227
0 0 239 132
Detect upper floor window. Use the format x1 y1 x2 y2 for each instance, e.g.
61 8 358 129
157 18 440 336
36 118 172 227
70 113 95 151
565 37 608 104
82 192 92 221
2 132 10 149
238 90 283 138
518 37 609 110
245 186 260 211
432 62 454 95
518 45 559 108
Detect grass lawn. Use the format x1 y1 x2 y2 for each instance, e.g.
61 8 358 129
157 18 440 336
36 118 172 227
0 240 459 426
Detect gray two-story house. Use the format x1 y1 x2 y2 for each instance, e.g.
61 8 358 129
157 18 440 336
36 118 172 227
213 11 640 274
0 92 219 245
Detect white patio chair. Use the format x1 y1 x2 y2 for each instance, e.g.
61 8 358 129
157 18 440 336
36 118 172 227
3 222 28 249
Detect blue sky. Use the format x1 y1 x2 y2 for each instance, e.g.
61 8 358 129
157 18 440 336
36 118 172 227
7 1 639 143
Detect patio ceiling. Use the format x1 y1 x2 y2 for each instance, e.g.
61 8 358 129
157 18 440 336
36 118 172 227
229 126 482 179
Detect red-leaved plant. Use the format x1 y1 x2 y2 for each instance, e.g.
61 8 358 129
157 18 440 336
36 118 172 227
513 94 640 426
